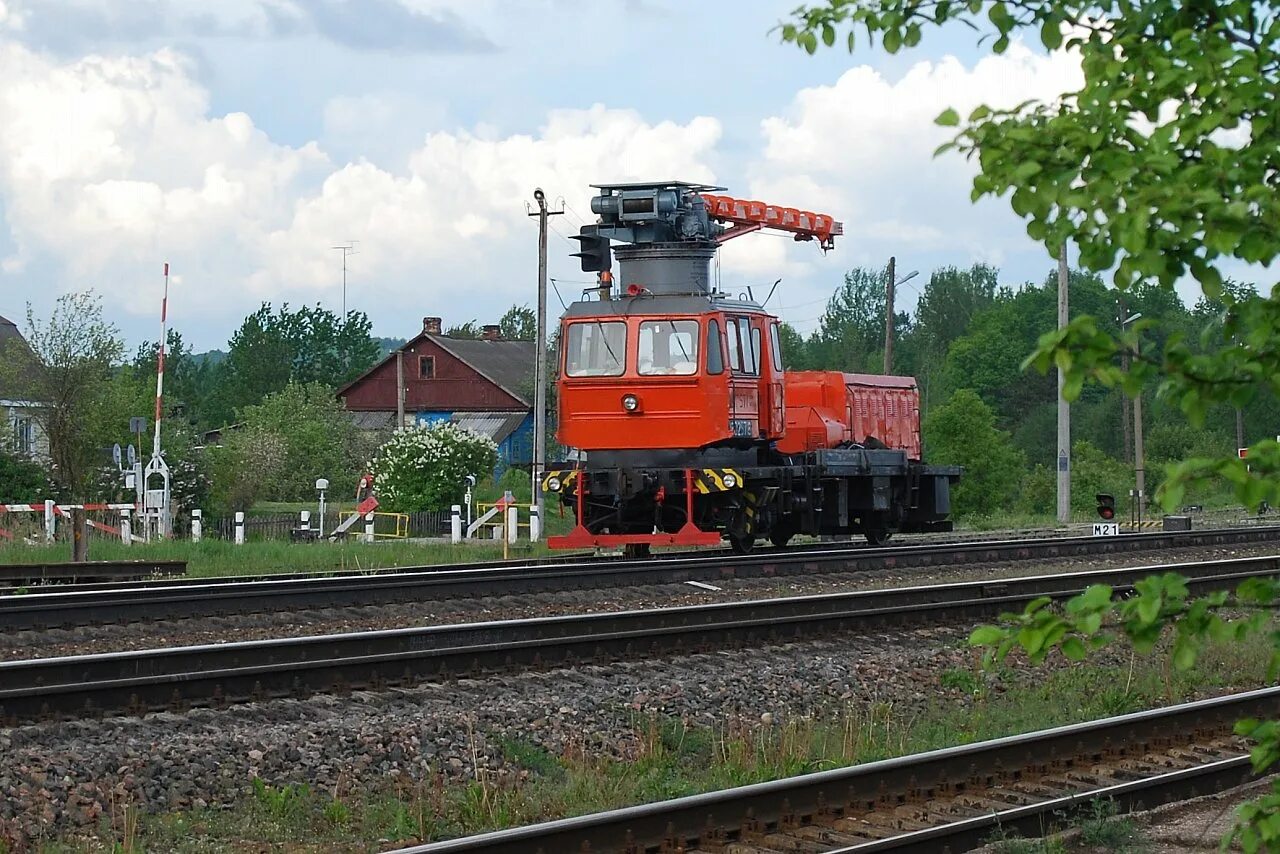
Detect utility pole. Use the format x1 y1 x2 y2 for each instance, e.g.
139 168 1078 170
1134 352 1145 510
395 349 405 429
882 260 917 375
1118 298 1132 464
1121 309 1145 517
331 241 359 318
1056 246 1071 525
528 189 562 524
884 256 895 374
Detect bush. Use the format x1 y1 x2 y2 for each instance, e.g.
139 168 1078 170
924 389 1026 516
0 448 52 503
371 423 498 513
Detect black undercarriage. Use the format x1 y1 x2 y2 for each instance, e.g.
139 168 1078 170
553 447 960 554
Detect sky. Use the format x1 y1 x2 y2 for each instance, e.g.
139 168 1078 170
0 0 1101 351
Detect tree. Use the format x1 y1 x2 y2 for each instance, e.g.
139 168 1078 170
370 423 498 513
208 304 380 424
132 329 216 426
922 389 1025 516
0 293 123 496
444 320 481 339
915 264 999 362
226 381 374 503
808 266 891 372
498 305 537 341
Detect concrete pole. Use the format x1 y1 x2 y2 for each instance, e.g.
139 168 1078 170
1236 408 1245 454
396 349 405 430
1056 246 1071 524
1135 367 1146 511
530 189 554 529
884 256 896 374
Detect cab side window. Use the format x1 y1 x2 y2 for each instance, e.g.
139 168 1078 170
730 316 758 376
769 322 784 372
725 318 743 372
706 319 724 374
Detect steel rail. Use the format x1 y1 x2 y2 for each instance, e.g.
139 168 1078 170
396 687 1278 854
2 526 1277 631
1 555 1276 725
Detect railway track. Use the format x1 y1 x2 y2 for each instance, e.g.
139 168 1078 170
2 554 1276 725
2 525 1277 631
399 686 1277 853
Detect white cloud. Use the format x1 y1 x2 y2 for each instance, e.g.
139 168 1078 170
0 40 722 340
740 42 1084 330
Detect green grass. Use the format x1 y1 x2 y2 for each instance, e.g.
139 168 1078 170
0 537 565 578
48 636 1270 851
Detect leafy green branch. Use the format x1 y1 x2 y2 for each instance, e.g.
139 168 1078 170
970 574 1280 850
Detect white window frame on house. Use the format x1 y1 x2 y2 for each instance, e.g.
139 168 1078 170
12 414 33 455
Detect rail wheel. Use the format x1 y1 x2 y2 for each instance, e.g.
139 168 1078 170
728 533 756 554
863 528 894 546
623 543 652 559
769 529 794 548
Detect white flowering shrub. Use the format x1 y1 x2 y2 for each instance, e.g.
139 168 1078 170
371 422 498 513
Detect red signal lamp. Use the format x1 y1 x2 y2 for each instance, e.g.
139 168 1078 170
626 283 642 296
1095 493 1116 520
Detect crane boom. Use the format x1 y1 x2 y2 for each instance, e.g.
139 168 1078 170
700 193 842 250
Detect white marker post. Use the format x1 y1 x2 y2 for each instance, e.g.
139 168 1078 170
191 508 202 543
364 512 375 544
120 508 132 546
529 504 541 543
234 511 245 545
506 505 518 546
300 510 311 534
451 505 462 544
44 499 55 543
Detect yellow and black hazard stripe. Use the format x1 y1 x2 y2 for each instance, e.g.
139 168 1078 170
1121 519 1163 529
541 470 580 493
693 468 744 494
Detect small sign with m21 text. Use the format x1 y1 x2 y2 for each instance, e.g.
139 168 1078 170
1092 522 1120 537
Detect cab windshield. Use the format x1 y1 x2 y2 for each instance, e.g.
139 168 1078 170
638 320 700 376
565 321 626 376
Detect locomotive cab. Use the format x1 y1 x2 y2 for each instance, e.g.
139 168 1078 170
557 300 787 453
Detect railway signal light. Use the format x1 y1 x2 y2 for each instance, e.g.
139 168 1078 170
1095 493 1116 520
571 229 612 272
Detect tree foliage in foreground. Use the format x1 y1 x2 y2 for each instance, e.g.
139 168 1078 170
782 0 1280 844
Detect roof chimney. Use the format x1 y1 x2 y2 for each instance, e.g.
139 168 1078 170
481 324 502 341
423 316 442 335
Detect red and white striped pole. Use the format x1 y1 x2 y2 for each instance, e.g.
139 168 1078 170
153 262 168 460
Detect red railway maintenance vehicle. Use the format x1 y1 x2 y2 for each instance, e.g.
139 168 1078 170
542 181 959 556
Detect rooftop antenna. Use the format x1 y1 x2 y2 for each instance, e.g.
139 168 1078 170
143 262 173 540
331 241 360 318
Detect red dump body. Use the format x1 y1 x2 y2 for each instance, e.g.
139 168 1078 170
778 372 922 459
